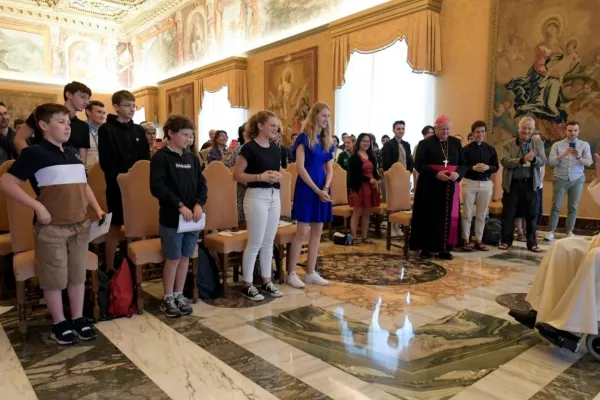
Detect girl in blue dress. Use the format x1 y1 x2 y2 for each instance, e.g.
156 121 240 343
287 102 335 288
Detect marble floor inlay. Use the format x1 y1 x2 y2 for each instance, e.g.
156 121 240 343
495 293 531 312
142 293 331 399
529 354 600 400
487 249 544 266
300 253 446 285
1 308 169 400
250 304 540 399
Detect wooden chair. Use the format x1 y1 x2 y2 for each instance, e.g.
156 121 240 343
0 161 13 299
274 171 296 282
328 163 353 237
385 163 412 256
202 162 248 296
118 160 199 313
287 162 298 200
7 178 99 335
489 164 503 217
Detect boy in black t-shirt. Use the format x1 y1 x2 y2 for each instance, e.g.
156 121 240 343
150 115 207 317
14 81 92 163
98 90 150 271
0 103 105 345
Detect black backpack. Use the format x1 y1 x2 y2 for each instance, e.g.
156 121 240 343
483 218 502 245
197 248 221 299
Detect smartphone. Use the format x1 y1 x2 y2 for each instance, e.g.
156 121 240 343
569 142 576 149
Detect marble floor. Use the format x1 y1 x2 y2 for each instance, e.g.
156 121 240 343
2 233 600 400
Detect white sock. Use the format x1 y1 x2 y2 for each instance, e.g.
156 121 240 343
164 294 173 300
173 291 183 298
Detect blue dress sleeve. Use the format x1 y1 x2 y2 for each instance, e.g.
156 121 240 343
324 145 335 163
293 133 309 152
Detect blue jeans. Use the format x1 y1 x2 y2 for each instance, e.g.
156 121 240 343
548 176 585 232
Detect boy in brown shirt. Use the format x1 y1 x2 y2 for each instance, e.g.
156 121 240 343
0 103 105 345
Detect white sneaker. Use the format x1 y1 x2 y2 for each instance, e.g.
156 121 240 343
544 232 554 243
305 271 328 286
287 272 305 288
566 232 575 238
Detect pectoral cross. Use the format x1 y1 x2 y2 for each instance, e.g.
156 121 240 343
443 159 448 167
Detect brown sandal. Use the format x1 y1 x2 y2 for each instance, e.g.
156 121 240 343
362 238 374 244
498 243 510 250
528 246 543 253
474 242 489 251
350 239 359 246
462 243 473 252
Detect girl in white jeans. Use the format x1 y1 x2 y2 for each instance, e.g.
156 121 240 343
233 111 284 301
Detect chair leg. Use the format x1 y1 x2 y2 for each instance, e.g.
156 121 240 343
375 214 382 238
191 257 199 304
0 255 5 301
328 221 333 239
91 270 100 321
386 219 392 251
275 245 284 284
16 280 27 336
343 218 349 230
233 262 239 283
402 225 410 258
136 264 144 314
219 253 229 297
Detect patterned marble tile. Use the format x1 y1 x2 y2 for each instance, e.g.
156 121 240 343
141 294 330 399
529 354 600 400
487 249 544 267
495 293 531 312
250 305 539 399
0 307 168 400
0 326 37 400
299 256 519 317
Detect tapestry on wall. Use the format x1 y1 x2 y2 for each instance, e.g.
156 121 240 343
1 90 57 127
166 83 195 122
265 46 317 144
489 0 600 178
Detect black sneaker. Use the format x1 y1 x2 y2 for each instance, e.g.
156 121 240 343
174 293 193 315
160 296 182 318
242 285 265 302
261 282 283 298
71 317 97 341
50 320 79 345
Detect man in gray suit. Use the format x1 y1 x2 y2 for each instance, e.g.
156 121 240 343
499 116 546 252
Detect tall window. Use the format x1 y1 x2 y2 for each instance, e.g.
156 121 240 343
334 40 435 151
132 106 146 125
198 86 248 146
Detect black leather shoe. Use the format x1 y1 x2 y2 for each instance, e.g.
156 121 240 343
508 309 537 329
536 323 581 352
438 252 453 260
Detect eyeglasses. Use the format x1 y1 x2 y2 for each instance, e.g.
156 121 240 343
119 103 137 110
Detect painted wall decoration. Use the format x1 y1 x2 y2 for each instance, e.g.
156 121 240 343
183 7 209 63
489 0 600 178
138 23 178 79
0 90 57 127
0 26 48 77
66 39 104 82
166 83 196 122
262 0 342 34
265 46 317 142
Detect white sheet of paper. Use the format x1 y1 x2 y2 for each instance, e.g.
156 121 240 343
523 162 531 167
177 213 206 233
89 213 112 242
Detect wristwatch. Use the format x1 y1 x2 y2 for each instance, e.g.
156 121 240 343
178 202 184 209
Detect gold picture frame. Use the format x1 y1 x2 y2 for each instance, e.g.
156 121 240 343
264 46 318 145
0 21 51 78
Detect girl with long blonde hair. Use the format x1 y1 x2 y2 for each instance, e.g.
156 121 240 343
286 102 334 288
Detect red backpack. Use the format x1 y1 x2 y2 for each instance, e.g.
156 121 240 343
108 258 137 317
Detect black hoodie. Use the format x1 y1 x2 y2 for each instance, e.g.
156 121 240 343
98 114 150 185
150 146 207 229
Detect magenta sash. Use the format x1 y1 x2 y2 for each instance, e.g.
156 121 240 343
428 165 460 246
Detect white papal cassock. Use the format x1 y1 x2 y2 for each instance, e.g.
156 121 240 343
526 179 600 335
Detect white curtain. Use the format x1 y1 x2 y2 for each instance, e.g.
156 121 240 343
334 40 436 151
198 86 248 146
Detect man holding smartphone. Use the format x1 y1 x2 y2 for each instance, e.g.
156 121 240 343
545 121 593 243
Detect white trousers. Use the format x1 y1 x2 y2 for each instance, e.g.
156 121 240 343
461 179 493 241
527 235 600 335
242 187 281 283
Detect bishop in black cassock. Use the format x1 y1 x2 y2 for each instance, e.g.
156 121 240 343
410 115 467 259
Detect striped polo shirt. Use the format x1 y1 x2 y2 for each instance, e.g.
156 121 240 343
9 139 88 225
